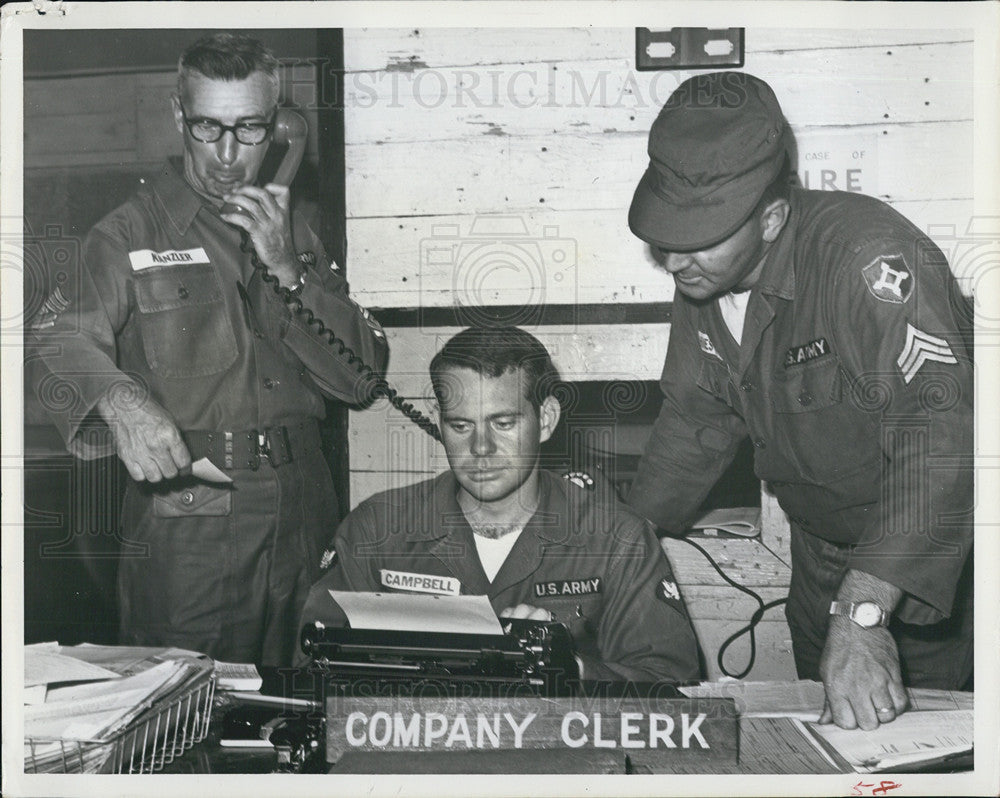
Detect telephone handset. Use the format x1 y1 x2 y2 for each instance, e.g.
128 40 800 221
227 110 441 440
220 109 308 217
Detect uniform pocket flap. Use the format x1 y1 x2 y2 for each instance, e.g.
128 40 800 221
132 263 238 378
153 483 233 518
771 356 843 414
133 263 223 313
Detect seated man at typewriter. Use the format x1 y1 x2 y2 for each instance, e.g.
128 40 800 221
299 326 700 683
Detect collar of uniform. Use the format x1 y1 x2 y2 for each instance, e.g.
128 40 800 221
520 471 583 545
752 189 800 301
410 469 576 545
402 471 470 542
149 158 212 237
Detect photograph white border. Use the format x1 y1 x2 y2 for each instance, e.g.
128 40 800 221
2 2 998 796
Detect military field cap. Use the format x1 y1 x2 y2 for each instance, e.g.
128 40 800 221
629 71 791 252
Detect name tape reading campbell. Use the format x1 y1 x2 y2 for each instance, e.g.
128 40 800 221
380 569 461 596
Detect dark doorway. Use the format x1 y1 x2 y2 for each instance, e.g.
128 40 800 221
540 379 758 511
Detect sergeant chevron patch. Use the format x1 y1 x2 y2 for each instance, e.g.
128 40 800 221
897 323 957 384
28 286 71 330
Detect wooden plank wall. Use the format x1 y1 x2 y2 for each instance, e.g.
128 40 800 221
23 67 322 170
342 28 973 680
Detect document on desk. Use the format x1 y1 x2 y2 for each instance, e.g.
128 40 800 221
329 590 504 635
65 643 210 677
802 710 973 773
24 643 122 687
25 660 187 740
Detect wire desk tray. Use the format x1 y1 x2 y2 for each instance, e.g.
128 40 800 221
25 676 216 774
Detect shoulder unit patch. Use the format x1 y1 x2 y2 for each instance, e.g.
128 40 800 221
862 253 913 304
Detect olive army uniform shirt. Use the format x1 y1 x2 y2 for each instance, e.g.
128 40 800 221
628 188 973 684
299 470 701 683
28 160 388 664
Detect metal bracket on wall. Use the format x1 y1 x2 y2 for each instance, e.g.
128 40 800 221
636 28 745 71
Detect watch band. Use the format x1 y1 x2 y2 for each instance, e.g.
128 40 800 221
289 251 313 294
287 269 307 294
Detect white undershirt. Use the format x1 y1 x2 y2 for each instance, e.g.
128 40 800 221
473 528 523 581
719 290 752 346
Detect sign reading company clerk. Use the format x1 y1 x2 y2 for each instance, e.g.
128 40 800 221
325 696 738 764
342 709 710 750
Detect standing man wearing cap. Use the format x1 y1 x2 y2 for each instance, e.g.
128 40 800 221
626 72 973 730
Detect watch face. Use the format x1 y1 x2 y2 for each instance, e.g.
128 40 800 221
853 602 883 627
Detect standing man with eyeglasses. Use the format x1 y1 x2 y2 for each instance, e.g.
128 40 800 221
28 33 387 665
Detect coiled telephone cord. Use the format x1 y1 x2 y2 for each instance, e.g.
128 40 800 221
240 232 442 442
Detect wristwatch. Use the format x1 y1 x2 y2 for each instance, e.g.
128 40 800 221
829 600 890 628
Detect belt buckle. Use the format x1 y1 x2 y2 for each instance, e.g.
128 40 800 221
223 431 234 470
260 426 293 467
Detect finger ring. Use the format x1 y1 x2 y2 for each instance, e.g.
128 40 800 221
876 707 892 713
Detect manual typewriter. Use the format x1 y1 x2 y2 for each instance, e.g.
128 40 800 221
301 617 580 698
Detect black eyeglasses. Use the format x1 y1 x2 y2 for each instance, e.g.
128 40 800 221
179 105 276 145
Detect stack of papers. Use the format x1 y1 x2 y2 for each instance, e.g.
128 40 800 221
680 679 974 774
802 710 973 773
23 642 214 773
25 642 121 687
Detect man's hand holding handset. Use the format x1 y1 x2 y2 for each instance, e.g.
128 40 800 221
221 182 304 289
